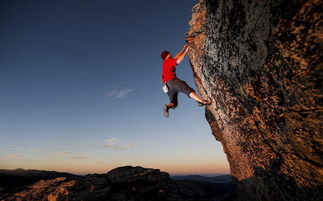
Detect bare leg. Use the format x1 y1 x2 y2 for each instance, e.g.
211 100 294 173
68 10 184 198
189 92 204 103
163 102 177 118
189 92 212 105
166 102 176 109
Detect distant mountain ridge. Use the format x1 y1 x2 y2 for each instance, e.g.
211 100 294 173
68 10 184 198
171 174 232 183
0 168 83 179
0 168 82 177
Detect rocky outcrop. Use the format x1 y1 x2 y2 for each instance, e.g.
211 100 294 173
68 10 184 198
4 177 76 201
2 166 234 201
0 169 83 193
187 0 322 201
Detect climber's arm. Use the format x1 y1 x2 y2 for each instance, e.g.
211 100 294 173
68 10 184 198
175 46 189 64
174 45 188 59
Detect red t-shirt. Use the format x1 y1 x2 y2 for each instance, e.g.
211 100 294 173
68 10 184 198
162 58 177 83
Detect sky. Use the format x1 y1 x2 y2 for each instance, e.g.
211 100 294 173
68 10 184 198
0 0 230 175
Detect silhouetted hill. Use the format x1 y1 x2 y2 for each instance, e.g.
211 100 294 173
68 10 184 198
171 174 232 183
0 168 83 195
1 166 235 201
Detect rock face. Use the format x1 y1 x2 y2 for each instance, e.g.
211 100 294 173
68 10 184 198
2 166 234 201
4 177 77 201
187 0 322 201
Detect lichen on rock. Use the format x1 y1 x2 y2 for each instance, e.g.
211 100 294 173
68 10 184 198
187 0 323 201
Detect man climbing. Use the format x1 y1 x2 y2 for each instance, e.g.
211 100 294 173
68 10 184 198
161 44 211 118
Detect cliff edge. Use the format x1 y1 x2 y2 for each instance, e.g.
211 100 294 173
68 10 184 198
187 0 322 200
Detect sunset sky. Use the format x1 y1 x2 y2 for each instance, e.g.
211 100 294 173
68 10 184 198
0 0 230 175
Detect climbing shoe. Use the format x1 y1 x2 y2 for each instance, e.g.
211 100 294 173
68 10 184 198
198 99 212 107
163 105 169 118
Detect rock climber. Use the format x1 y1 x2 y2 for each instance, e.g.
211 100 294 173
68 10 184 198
161 44 211 118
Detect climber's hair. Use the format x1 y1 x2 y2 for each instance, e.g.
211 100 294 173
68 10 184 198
161 51 170 60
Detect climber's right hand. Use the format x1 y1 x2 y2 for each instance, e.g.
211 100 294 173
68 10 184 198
185 37 195 44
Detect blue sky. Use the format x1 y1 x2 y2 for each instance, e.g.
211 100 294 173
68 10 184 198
0 0 229 175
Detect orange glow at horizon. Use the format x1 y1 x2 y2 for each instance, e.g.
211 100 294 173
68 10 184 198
1 159 230 175
56 163 229 175
34 165 230 176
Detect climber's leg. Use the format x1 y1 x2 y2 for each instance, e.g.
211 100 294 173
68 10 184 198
189 92 212 106
171 78 211 106
163 89 178 118
189 92 204 103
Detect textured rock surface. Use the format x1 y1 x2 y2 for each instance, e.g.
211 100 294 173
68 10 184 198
4 177 76 201
187 0 322 201
2 166 234 201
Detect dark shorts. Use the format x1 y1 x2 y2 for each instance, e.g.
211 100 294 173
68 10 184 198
166 78 195 105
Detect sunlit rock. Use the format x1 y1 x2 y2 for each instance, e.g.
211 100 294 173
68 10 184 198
187 0 322 201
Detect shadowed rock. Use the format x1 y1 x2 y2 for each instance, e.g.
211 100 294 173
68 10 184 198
1 166 234 201
187 0 322 201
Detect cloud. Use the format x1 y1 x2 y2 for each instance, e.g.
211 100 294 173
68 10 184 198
124 144 136 149
54 151 71 156
5 153 36 162
6 153 22 159
105 88 133 99
104 138 136 150
105 138 120 146
69 155 90 160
